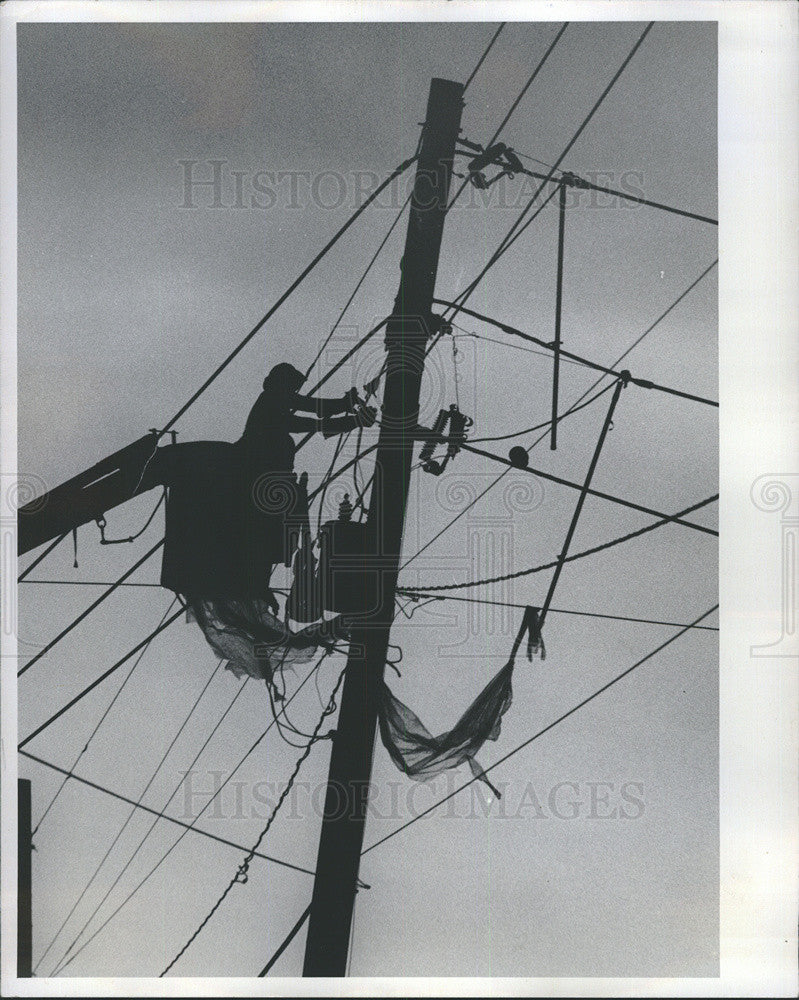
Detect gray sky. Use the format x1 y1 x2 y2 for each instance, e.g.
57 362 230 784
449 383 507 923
17 20 718 978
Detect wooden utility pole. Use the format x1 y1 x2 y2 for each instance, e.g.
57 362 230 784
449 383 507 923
303 78 464 977
18 778 32 978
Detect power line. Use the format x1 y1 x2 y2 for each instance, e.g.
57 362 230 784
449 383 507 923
18 532 68 582
21 579 163 588
435 298 719 408
449 23 569 211
463 23 505 92
304 192 413 380
460 439 717 535
49 665 244 976
445 22 655 322
520 165 718 225
161 156 416 433
18 607 184 750
18 539 165 678
397 255 717 581
277 603 718 967
42 659 224 976
362 603 718 855
20 749 317 878
160 660 347 976
468 381 615 443
38 654 358 976
395 590 718 632
453 326 596 369
32 598 180 838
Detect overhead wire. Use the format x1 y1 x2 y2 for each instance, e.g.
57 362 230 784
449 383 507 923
32 597 180 838
399 492 717 593
435 298 719 408
18 607 184 750
394 590 719 632
18 531 68 582
304 192 414 381
41 658 225 976
444 22 655 324
273 604 718 970
459 438 717 535
159 658 347 976
161 156 417 434
49 670 250 976
463 23 506 92
448 22 569 211
39 652 353 976
20 749 317 877
361 603 718 854
18 539 165 678
398 257 719 578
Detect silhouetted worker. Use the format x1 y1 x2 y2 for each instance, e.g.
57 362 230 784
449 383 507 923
238 362 376 472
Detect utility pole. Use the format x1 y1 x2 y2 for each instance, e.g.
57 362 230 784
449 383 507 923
303 78 464 977
18 778 32 978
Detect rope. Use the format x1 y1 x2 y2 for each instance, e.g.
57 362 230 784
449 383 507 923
161 157 416 433
43 659 225 975
463 23 505 92
18 539 165 678
160 660 347 976
95 489 165 545
362 603 718 855
32 597 179 838
18 607 183 750
400 492 717 593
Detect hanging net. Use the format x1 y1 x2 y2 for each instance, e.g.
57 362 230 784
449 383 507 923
186 597 347 686
378 606 545 794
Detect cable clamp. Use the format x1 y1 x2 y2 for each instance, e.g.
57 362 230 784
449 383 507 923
560 171 591 190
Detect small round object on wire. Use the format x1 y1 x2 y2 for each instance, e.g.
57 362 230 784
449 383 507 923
508 446 529 469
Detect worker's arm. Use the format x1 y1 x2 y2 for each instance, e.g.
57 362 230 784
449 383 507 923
282 406 376 436
292 391 356 419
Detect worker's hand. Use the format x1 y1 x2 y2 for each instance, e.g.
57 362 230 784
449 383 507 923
354 403 377 428
343 387 361 411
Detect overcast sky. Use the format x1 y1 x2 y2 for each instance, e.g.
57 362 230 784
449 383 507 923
16 19 718 979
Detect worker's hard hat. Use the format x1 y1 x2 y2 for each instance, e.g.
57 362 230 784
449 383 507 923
263 363 305 391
